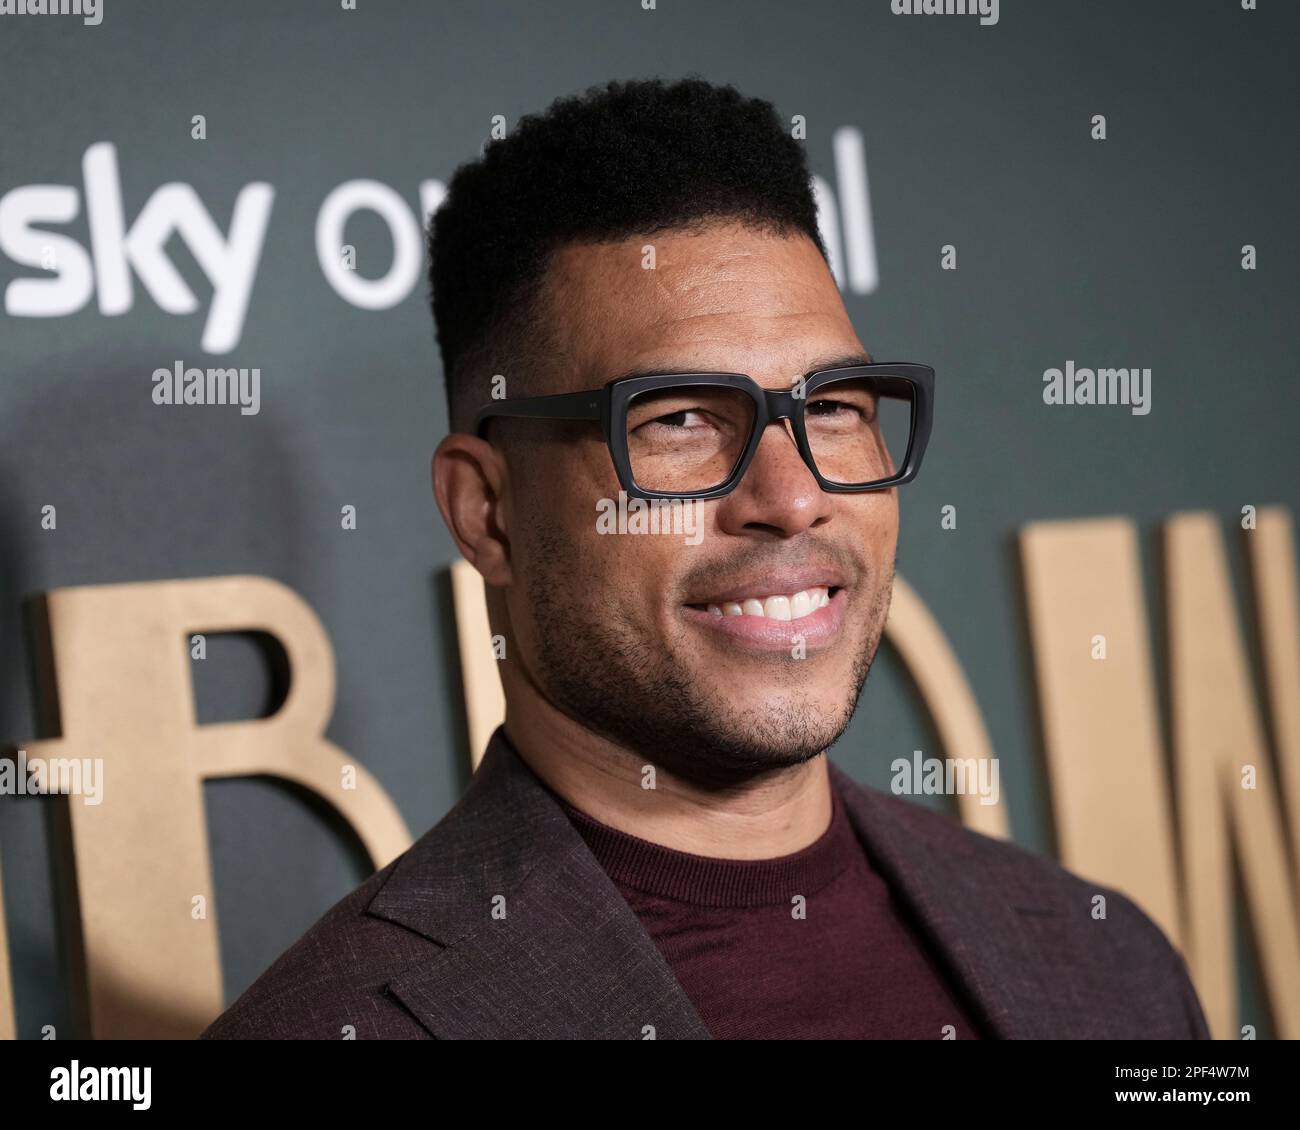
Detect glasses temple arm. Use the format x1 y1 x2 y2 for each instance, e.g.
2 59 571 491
474 390 604 436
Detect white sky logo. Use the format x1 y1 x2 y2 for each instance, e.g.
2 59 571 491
0 133 877 353
50 1061 150 1110
814 127 877 295
0 142 272 352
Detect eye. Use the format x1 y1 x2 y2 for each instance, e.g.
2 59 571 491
626 387 754 441
804 375 880 421
645 408 709 430
629 404 721 436
807 395 875 422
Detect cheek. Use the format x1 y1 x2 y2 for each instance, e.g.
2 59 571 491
591 516 691 622
529 441 688 607
860 491 899 550
845 495 898 618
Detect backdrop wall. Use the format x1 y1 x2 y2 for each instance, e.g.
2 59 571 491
0 0 1295 1038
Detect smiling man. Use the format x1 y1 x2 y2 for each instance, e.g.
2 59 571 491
202 77 1209 1041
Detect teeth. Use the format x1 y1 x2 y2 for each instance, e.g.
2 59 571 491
702 587 832 622
764 595 791 621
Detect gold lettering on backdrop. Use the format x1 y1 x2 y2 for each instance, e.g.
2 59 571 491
1250 509 1300 882
1019 519 1183 945
451 561 507 769
11 576 410 1039
1166 512 1300 1040
0 866 13 1039
883 578 1009 839
1022 510 1300 1040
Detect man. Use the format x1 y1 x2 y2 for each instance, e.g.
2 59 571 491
203 77 1209 1040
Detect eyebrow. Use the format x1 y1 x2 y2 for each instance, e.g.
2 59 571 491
608 351 875 384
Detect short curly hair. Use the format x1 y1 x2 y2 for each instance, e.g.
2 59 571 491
428 76 828 431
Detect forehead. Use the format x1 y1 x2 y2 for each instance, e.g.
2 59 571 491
537 221 865 391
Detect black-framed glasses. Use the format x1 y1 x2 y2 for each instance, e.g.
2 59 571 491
474 363 934 501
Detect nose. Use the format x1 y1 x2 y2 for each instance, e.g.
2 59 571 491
714 419 833 538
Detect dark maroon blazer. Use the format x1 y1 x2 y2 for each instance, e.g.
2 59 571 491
201 726 1211 1040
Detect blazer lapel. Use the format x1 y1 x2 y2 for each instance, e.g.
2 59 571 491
828 761 1087 1039
369 726 711 1039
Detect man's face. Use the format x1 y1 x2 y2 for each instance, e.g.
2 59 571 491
497 221 897 786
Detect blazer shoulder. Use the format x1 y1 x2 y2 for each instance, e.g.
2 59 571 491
200 855 435 1040
840 776 1211 1038
857 778 1152 908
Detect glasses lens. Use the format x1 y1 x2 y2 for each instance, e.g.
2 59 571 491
625 384 756 493
804 376 914 486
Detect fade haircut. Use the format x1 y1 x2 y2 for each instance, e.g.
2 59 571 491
427 76 829 432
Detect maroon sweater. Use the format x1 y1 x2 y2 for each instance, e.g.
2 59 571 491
555 782 985 1039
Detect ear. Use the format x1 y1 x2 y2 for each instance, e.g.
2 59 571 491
432 433 512 587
